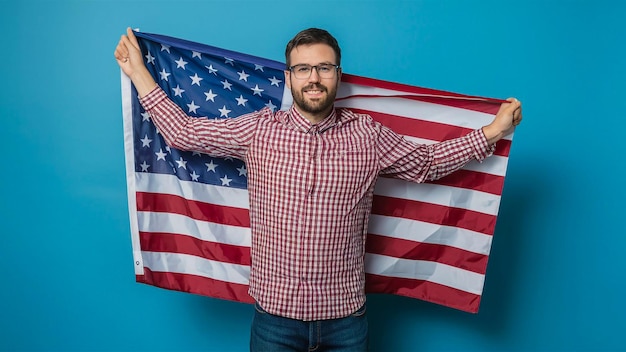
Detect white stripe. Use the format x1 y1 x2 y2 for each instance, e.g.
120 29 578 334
138 211 251 247
364 253 485 295
368 215 493 255
121 72 145 275
374 177 502 215
142 251 250 285
136 172 250 209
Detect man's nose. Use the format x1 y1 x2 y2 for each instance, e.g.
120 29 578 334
308 67 321 82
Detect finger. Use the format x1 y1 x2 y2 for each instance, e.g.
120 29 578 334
127 27 140 49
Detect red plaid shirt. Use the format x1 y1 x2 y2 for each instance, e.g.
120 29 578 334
140 87 494 321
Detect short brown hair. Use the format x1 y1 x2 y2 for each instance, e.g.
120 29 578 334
285 28 341 67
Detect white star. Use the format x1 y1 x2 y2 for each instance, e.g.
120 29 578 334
141 112 151 121
251 84 264 96
265 100 277 112
160 44 171 53
205 64 218 75
140 161 150 172
175 57 188 69
145 51 155 65
204 89 217 102
192 51 202 59
187 101 200 114
165 146 171 152
236 165 247 177
190 73 203 86
159 68 171 81
192 151 202 156
236 95 248 106
254 64 264 71
237 70 250 81
190 170 200 181
221 79 232 90
205 160 218 172
218 105 231 117
155 149 167 161
172 85 185 97
175 157 187 169
140 135 153 147
220 175 232 186
268 76 282 87
224 57 234 66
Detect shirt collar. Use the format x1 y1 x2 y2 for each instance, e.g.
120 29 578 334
289 105 338 134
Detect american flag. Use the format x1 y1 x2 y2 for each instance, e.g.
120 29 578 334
121 31 513 313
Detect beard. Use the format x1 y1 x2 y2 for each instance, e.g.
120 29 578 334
290 82 338 117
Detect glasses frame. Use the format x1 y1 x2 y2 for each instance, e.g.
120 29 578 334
288 64 340 80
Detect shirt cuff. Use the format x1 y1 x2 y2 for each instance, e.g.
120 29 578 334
139 85 167 110
470 129 496 162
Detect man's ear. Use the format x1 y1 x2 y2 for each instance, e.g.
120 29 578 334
284 70 291 89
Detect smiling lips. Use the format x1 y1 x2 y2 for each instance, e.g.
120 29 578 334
303 85 326 98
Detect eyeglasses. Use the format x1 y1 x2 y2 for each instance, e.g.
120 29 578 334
288 64 340 79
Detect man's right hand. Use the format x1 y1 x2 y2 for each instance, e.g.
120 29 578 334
114 27 157 97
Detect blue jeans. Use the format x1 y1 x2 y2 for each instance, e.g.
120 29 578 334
250 302 368 352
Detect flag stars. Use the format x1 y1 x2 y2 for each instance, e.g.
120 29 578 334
254 64 264 71
145 51 155 65
160 44 171 53
265 100 277 112
172 85 185 97
192 51 202 59
175 57 188 69
140 135 153 147
218 105 232 117
236 95 248 106
237 70 250 81
175 157 187 169
139 161 150 172
204 89 217 102
187 101 200 114
190 73 203 86
155 149 167 161
159 68 171 81
206 64 218 75
221 79 233 90
224 57 234 66
141 112 151 122
251 84 264 96
269 76 282 87
190 170 200 181
205 160 218 172
237 165 247 177
220 175 232 186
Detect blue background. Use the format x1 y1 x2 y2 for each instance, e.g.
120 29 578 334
1 0 625 350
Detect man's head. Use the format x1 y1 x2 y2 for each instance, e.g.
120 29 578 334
284 28 342 123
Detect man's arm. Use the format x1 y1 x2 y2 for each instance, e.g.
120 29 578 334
114 27 158 97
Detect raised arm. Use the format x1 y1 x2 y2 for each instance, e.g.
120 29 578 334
114 27 158 97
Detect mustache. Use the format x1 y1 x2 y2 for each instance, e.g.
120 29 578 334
302 84 327 92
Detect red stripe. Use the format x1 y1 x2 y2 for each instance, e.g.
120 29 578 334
137 269 253 303
140 231 251 265
366 234 488 274
365 273 481 313
372 195 497 235
348 108 511 157
427 169 505 195
137 192 250 227
341 74 504 115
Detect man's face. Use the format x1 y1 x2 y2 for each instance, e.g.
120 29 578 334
285 43 341 123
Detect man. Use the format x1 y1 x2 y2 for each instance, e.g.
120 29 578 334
115 27 522 351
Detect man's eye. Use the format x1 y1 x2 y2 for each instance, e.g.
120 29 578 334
318 66 331 73
297 66 310 73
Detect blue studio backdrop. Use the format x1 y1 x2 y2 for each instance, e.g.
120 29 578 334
1 0 625 351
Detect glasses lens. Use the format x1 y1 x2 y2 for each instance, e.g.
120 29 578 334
291 64 337 79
